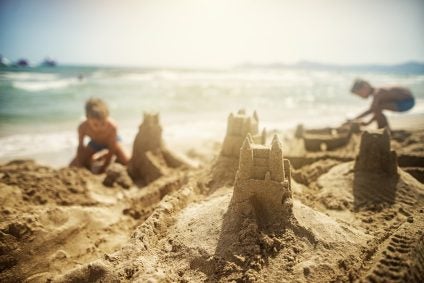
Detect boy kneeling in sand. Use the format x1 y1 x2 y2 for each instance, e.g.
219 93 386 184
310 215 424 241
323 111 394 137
70 98 129 173
350 79 415 129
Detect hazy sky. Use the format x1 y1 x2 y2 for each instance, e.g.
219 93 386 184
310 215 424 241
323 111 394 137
0 0 423 67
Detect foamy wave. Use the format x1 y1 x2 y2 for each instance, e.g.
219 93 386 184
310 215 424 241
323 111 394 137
0 72 59 81
0 131 77 159
111 69 322 87
12 78 79 92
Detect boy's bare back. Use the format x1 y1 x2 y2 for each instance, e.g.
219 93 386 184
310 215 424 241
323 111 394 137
351 79 415 129
373 86 413 102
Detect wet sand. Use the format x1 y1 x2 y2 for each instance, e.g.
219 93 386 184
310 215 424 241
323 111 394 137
1 113 424 282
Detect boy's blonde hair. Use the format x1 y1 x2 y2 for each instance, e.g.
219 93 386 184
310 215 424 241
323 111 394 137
351 79 371 93
85 97 109 120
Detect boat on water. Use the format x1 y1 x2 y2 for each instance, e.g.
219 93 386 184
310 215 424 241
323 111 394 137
13 58 30 67
41 57 57 67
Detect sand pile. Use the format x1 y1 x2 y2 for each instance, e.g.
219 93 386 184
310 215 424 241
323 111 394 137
128 113 190 185
0 160 97 206
103 163 133 189
49 133 387 282
310 130 424 282
0 162 189 282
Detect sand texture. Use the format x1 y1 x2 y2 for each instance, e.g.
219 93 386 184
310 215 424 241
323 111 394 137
1 113 424 282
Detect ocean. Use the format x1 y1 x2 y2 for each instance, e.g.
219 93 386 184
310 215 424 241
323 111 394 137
1 65 423 167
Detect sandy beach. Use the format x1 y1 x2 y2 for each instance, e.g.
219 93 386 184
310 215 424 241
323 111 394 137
2 1 424 282
1 110 423 283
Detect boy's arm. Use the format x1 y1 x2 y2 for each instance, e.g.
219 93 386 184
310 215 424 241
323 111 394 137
99 125 118 172
77 124 86 151
99 151 113 173
354 94 380 120
354 108 372 120
362 115 376 126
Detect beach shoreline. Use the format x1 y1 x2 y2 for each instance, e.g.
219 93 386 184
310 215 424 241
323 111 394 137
1 112 423 169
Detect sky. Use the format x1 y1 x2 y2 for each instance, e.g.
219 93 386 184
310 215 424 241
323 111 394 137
0 0 423 68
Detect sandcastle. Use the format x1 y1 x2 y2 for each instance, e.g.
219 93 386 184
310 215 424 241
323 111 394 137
353 128 399 208
231 134 292 227
221 109 266 157
209 110 267 188
127 113 187 184
354 128 398 176
295 123 355 151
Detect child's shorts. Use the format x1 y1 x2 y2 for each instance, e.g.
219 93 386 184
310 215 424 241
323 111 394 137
88 136 122 152
395 98 415 112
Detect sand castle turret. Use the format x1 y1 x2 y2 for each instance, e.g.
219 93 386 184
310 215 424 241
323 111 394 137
354 128 398 176
128 113 187 185
231 134 292 227
221 109 266 157
210 110 267 188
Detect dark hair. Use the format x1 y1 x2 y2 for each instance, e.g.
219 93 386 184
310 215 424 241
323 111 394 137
351 79 370 93
85 97 109 119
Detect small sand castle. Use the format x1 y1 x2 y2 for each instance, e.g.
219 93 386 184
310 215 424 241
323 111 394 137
128 113 187 184
231 134 292 227
221 109 266 157
295 123 355 151
209 110 267 188
354 128 398 176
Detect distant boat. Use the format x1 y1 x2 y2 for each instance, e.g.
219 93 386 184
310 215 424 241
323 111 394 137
14 58 30 67
0 55 10 67
41 57 57 67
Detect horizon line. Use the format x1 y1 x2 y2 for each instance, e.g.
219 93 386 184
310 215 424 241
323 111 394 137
2 58 424 71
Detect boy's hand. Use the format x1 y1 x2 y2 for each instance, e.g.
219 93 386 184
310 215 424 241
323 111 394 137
342 120 351 126
344 118 361 125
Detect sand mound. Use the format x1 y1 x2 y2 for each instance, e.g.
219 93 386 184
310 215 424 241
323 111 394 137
0 160 97 206
128 113 189 185
103 163 133 189
0 159 189 282
49 134 377 282
310 130 424 282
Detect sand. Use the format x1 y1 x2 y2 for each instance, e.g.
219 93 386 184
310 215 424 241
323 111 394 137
1 112 424 283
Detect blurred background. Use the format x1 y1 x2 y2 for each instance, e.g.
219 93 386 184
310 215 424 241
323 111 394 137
1 0 423 166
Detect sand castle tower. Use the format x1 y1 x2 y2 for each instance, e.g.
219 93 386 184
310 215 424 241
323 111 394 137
354 128 398 176
210 110 267 188
221 109 266 158
231 134 292 227
128 113 187 184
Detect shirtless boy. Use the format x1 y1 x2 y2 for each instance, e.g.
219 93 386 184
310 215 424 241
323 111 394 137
351 79 415 129
70 98 129 172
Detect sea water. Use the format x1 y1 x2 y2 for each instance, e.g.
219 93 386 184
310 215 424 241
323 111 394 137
1 65 423 166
